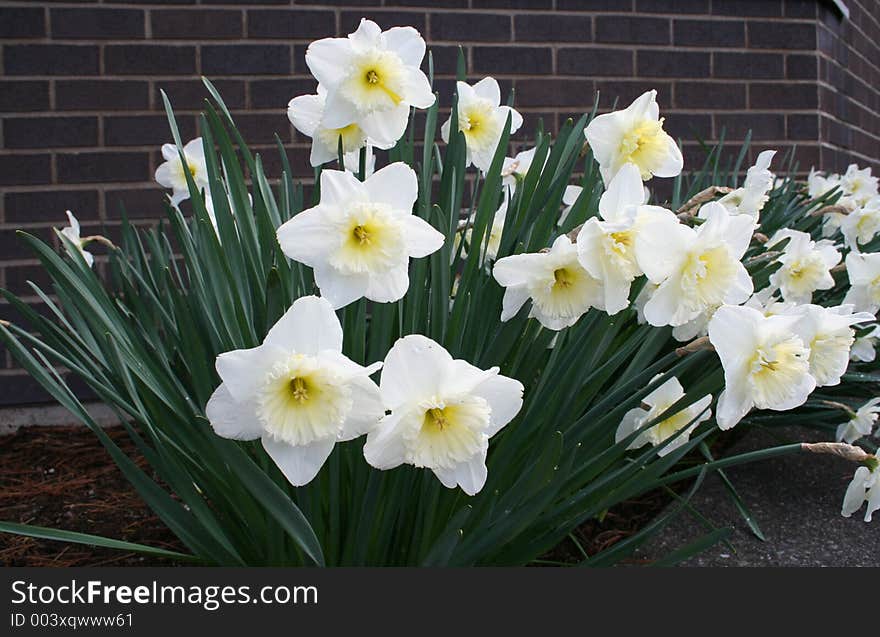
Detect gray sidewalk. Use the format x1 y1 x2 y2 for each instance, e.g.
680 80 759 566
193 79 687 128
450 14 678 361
641 426 879 567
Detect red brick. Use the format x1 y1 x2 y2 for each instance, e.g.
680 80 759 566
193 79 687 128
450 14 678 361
157 79 246 110
5 190 100 224
51 8 144 40
4 45 99 76
201 45 291 75
247 10 334 39
673 19 745 48
749 82 818 109
714 52 784 79
4 117 99 149
0 154 52 186
638 50 710 78
595 16 670 45
748 21 817 50
56 80 150 111
57 152 150 184
0 7 46 39
513 14 592 42
0 81 50 112
152 9 242 39
473 46 552 75
431 13 511 42
105 45 196 75
558 48 633 77
714 112 786 140
676 81 746 109
340 12 427 34
104 115 197 147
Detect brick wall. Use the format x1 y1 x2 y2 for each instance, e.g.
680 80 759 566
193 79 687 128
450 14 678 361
1 0 878 407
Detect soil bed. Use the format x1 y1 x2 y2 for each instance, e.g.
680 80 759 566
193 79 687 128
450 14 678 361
0 426 667 566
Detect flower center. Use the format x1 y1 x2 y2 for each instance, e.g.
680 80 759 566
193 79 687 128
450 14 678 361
747 337 809 409
257 354 353 446
553 267 574 289
781 254 826 297
601 228 640 279
424 407 451 431
330 203 405 275
529 259 601 320
343 51 406 112
459 99 501 153
352 224 371 245
289 376 310 402
648 402 695 444
406 397 491 469
618 118 668 179
679 246 737 312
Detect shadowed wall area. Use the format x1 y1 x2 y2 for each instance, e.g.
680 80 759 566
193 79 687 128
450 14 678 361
1 0 878 407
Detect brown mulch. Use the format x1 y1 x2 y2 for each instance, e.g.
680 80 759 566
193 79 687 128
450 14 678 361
0 426 182 566
1 425 667 566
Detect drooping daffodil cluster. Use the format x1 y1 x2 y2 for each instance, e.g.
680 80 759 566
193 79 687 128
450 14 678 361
836 398 880 444
615 376 712 457
58 210 95 268
842 462 880 523
809 164 880 240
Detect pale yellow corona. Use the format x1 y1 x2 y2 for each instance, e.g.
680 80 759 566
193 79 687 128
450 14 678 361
257 354 354 447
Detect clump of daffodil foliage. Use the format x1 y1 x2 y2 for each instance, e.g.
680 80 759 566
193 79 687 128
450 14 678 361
2 19 879 566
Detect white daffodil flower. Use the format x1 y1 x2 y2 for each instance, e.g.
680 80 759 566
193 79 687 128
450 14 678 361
635 202 754 327
712 150 776 221
841 464 880 523
502 146 545 191
840 198 880 250
305 19 435 149
766 229 840 304
493 234 604 330
843 251 880 314
441 77 523 172
59 210 94 268
807 169 850 237
206 296 384 487
841 163 879 207
277 163 444 309
288 88 385 168
836 397 880 444
708 304 816 430
584 89 683 186
791 304 873 387
155 137 208 207
576 162 676 315
615 375 712 456
808 168 841 199
850 324 880 362
363 334 523 495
